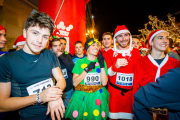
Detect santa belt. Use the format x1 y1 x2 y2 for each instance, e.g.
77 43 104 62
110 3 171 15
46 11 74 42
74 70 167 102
109 81 132 96
75 84 103 93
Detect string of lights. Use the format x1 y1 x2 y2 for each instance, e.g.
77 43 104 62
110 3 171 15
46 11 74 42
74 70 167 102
138 10 180 43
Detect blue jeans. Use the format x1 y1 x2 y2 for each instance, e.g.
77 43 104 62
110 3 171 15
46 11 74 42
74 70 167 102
62 88 74 108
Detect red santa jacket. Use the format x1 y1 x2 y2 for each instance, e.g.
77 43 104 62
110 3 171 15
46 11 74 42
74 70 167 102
133 54 180 102
101 48 111 63
106 47 141 90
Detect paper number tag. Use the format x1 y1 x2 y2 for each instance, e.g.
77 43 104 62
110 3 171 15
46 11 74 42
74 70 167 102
27 78 54 95
62 68 68 79
84 73 100 85
116 73 134 86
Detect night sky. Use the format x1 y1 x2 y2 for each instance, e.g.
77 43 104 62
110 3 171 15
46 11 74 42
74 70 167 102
90 0 180 40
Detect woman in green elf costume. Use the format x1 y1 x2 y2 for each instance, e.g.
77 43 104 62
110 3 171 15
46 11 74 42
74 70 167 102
65 38 109 120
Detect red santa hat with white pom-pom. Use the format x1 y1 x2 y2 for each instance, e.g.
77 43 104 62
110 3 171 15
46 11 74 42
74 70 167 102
13 35 26 48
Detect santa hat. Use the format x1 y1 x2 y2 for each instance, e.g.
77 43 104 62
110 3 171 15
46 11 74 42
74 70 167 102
141 47 147 51
139 41 146 49
13 35 26 48
0 25 6 33
148 30 169 48
113 25 133 57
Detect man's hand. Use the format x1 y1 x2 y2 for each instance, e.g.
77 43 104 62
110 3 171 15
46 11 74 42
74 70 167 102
46 97 65 120
56 51 63 57
39 86 63 103
115 58 128 68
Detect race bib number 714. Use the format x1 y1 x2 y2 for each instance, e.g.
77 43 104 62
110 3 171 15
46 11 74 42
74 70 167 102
27 78 54 95
116 73 134 86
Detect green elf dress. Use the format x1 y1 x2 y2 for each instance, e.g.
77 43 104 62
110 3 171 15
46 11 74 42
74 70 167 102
65 57 110 120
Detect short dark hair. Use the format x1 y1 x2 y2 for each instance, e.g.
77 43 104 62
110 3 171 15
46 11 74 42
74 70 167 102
102 32 113 39
49 38 60 48
59 37 66 42
75 41 83 46
132 35 140 40
25 11 55 35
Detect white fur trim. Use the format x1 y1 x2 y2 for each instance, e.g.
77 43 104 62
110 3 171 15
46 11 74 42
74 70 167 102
114 30 130 38
109 112 133 119
108 67 116 76
149 30 169 45
148 54 169 81
13 41 25 48
112 47 133 57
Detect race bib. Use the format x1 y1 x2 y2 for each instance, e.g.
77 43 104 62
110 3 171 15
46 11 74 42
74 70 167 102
62 68 68 79
116 73 133 86
84 73 101 85
27 78 54 95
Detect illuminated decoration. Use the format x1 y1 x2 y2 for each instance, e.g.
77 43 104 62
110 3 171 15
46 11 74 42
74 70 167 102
138 11 180 44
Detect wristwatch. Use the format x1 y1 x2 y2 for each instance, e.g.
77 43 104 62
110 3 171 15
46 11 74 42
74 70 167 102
36 92 43 105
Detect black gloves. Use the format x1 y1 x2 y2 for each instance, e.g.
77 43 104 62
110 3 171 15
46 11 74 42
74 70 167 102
84 62 96 73
97 51 105 68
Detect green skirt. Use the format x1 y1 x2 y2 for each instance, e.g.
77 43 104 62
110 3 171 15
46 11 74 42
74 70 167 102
65 87 109 120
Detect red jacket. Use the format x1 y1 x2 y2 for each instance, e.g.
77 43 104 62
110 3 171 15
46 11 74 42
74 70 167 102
133 54 180 103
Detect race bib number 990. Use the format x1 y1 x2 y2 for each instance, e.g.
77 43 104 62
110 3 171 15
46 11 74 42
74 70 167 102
27 78 54 95
84 73 100 85
116 73 134 86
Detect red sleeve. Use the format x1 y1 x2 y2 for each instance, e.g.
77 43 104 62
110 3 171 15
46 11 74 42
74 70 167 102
169 56 180 68
174 59 180 68
106 50 114 69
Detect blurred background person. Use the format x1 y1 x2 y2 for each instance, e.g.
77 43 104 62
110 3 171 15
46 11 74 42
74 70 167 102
9 35 26 52
0 25 8 56
72 41 86 64
167 38 180 61
132 35 140 49
50 38 74 108
140 47 147 57
101 32 113 62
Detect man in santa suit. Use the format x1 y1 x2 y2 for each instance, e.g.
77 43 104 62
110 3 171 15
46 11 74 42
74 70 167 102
133 30 179 120
106 25 141 120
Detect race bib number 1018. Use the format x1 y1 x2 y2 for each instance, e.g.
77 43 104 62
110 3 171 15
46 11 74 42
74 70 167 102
27 78 54 95
116 73 134 86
